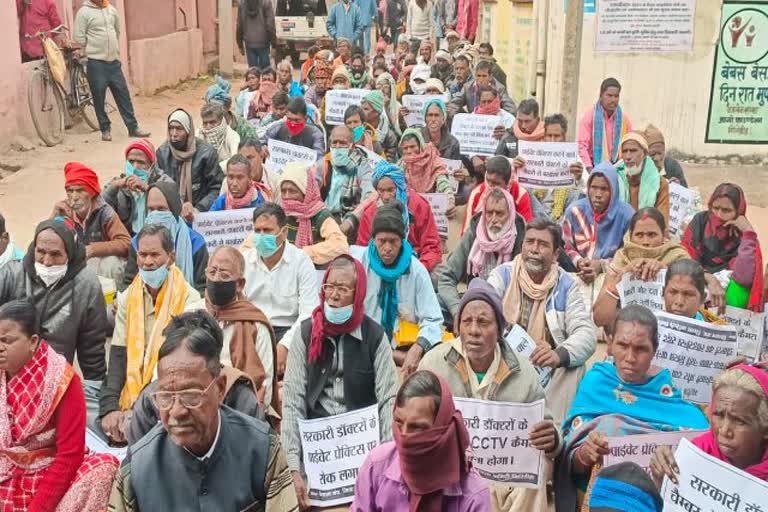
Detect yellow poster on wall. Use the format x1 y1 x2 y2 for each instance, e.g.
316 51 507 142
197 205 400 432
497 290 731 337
481 0 533 102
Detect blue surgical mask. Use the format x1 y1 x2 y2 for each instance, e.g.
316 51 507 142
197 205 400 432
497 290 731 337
139 264 169 288
252 233 280 258
352 125 365 143
324 302 354 324
145 210 178 236
125 161 148 181
330 147 352 168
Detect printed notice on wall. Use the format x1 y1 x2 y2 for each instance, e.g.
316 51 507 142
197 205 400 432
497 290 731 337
193 208 255 249
661 438 768 511
595 0 696 53
651 312 738 404
517 141 577 189
299 404 380 507
454 397 545 488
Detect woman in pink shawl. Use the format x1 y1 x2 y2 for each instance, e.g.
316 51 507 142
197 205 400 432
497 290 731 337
650 363 768 484
0 300 118 511
278 162 349 266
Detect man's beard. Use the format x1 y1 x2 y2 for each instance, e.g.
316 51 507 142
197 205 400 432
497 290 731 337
487 225 505 241
523 255 545 274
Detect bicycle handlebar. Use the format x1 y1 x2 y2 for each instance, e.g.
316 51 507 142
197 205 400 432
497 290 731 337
25 25 67 39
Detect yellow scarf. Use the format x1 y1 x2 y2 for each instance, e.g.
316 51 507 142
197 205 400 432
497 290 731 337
502 255 559 346
609 233 689 274
119 265 189 410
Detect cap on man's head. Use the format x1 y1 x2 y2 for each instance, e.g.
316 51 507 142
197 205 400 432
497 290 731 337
620 131 649 153
125 139 156 164
64 162 101 197
168 109 192 133
371 202 406 239
588 462 663 512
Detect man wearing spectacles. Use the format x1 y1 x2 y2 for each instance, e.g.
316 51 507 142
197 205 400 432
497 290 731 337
282 254 398 510
108 310 298 511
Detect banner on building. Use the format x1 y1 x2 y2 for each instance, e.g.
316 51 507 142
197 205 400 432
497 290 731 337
595 0 696 53
705 1 768 143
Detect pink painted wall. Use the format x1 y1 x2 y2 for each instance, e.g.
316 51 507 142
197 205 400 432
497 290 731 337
198 0 218 54
124 0 176 41
0 2 37 143
129 29 205 94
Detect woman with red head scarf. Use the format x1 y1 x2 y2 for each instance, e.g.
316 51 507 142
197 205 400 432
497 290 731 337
682 182 764 312
352 369 490 511
282 255 399 510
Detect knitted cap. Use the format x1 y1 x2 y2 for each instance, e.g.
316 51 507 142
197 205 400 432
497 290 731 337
589 462 663 512
371 202 406 239
125 139 156 164
643 124 665 147
620 131 649 153
363 90 386 114
168 109 192 133
424 78 446 93
457 280 505 337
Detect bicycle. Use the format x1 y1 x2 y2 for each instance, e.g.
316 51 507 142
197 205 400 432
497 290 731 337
26 25 99 146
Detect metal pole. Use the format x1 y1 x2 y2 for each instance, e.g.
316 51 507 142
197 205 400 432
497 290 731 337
218 0 234 77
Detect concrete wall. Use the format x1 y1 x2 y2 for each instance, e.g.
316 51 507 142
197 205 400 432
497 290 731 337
0 1 37 143
541 0 760 157
125 0 177 40
129 29 205 95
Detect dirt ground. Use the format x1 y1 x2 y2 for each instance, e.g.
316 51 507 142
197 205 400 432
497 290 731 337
2 77 768 256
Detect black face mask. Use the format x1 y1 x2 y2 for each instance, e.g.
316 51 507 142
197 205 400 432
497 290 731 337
170 139 187 151
206 280 238 306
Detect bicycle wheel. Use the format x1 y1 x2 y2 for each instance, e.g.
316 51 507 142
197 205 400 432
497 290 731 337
27 68 65 146
72 61 99 131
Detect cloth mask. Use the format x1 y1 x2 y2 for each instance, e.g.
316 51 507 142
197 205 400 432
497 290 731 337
252 233 281 258
286 119 306 136
124 161 148 181
352 125 365 143
324 302 354 324
207 280 238 306
34 262 67 287
330 147 353 168
140 265 169 288
411 82 427 95
145 210 178 235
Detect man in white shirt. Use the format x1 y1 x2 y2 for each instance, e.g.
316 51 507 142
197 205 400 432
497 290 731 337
242 203 318 376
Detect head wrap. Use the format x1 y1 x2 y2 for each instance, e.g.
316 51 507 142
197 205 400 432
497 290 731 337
372 160 410 229
166 108 196 203
362 90 385 114
371 201 406 239
124 139 156 165
620 131 649 153
145 182 195 285
24 218 86 286
689 364 768 480
435 49 453 64
588 462 663 512
399 128 447 194
643 124 665 147
331 65 351 88
168 109 192 134
422 97 447 121
409 64 432 94
457 279 506 337
376 72 402 137
424 78 445 93
309 255 367 363
64 162 101 197
279 163 326 248
394 371 471 512
467 187 517 278
205 75 232 105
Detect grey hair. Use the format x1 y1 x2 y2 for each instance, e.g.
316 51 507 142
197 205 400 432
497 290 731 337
209 245 245 277
714 369 768 430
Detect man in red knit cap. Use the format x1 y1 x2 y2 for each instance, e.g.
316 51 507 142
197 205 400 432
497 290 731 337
52 162 131 281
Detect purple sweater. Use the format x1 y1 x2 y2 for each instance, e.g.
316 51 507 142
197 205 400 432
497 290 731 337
351 442 491 511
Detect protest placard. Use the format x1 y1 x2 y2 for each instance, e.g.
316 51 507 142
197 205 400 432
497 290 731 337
668 183 700 240
422 193 450 239
719 306 765 361
86 428 127 461
265 139 317 174
193 208 255 250
454 397 545 488
604 430 705 475
617 270 666 312
652 312 738 404
516 141 578 189
450 113 503 157
503 324 552 387
324 89 369 125
661 438 768 512
442 158 463 193
401 94 450 127
299 404 380 507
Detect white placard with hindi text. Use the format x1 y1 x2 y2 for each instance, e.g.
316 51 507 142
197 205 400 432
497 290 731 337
719 306 765 361
86 428 128 461
265 139 317 174
324 89 369 125
442 158 463 193
298 404 380 507
454 397 545 488
617 270 666 312
450 113 503 157
192 208 255 250
668 183 700 240
517 141 578 189
503 324 552 387
604 430 705 475
422 193 450 239
652 312 738 404
661 438 768 512
401 94 450 127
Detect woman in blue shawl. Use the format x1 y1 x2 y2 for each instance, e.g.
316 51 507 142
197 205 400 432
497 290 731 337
554 305 708 511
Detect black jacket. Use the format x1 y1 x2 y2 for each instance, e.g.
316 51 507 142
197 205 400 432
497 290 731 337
237 0 277 49
155 139 223 212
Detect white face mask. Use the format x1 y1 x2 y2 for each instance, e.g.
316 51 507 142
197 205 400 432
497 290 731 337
34 262 68 287
625 164 644 177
